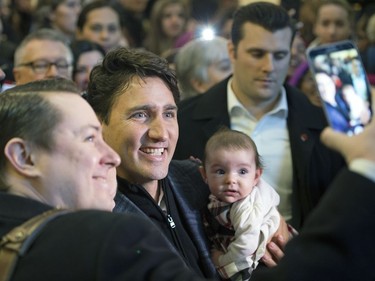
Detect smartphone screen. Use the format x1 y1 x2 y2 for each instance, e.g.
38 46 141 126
306 40 372 135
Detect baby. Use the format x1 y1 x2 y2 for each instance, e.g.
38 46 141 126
200 128 280 280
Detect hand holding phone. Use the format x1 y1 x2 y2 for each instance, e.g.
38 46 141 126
306 40 372 136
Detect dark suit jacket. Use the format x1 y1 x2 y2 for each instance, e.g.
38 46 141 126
0 193 209 281
252 168 375 281
174 77 346 229
113 159 219 279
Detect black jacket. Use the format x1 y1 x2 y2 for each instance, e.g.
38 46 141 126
0 193 209 281
114 159 219 279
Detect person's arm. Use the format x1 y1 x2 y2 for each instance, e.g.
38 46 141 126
252 168 375 281
261 218 288 267
319 87 375 179
251 89 375 281
262 89 375 267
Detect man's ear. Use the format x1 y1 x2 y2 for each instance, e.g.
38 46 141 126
227 40 236 62
199 165 207 183
4 138 40 177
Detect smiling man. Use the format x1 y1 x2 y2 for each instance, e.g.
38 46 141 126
86 47 219 279
0 79 119 210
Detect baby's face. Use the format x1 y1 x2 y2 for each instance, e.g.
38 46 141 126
202 148 262 203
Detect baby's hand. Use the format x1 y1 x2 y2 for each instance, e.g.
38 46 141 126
211 249 224 266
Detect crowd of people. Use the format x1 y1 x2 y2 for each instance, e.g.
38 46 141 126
1 0 375 280
0 0 240 94
0 0 374 95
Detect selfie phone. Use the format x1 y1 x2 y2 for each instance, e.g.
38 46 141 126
306 40 372 136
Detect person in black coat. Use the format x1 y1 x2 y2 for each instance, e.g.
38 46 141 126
174 2 346 231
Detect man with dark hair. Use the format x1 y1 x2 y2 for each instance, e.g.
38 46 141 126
174 2 346 231
86 47 221 279
0 78 209 281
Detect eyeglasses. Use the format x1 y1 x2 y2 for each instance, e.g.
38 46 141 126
17 59 72 75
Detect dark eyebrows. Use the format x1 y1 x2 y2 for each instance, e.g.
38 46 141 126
127 104 177 112
245 47 264 53
246 47 289 53
165 104 178 111
128 105 150 112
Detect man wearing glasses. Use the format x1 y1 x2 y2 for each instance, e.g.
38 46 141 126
13 28 73 85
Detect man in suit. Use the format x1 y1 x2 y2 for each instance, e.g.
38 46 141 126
174 2 346 230
0 78 209 281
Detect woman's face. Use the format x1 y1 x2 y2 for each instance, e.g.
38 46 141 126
78 7 122 53
203 58 232 92
161 3 186 39
314 4 351 44
74 50 103 91
51 0 82 35
289 33 306 76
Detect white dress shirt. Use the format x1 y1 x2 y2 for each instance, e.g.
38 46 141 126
227 78 293 221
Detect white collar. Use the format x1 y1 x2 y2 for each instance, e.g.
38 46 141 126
227 78 288 119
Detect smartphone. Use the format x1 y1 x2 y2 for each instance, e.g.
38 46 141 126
306 40 372 136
